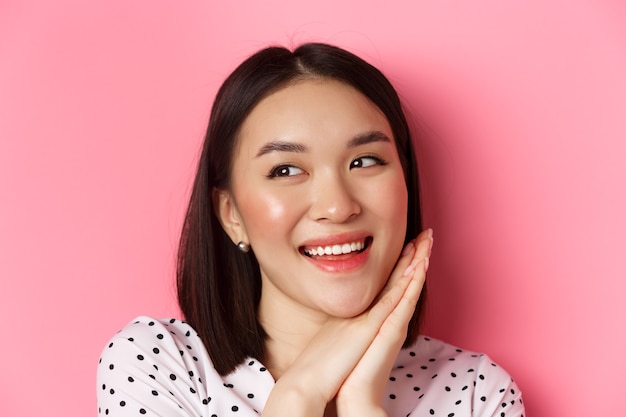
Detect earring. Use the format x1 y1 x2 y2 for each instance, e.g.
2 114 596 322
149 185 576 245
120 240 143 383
237 241 250 253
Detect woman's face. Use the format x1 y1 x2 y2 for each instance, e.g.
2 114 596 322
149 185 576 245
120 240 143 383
217 78 408 319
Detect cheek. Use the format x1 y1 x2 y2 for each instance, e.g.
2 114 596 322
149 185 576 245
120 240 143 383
377 174 409 222
238 189 293 238
261 194 287 222
248 194 287 223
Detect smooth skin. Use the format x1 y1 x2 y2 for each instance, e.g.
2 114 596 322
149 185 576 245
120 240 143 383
265 234 431 417
216 79 432 417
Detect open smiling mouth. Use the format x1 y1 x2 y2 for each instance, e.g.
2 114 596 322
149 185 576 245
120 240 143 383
300 236 373 259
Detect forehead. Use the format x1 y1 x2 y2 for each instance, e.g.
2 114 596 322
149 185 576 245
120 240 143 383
236 78 393 147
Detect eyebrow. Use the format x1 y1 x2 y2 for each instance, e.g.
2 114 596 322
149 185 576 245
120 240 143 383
347 131 391 148
255 141 308 157
255 130 391 158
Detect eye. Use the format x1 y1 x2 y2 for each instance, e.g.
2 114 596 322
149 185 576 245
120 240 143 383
267 164 305 178
350 156 386 169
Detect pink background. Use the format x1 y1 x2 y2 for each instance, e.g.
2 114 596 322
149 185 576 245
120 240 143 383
1 1 625 416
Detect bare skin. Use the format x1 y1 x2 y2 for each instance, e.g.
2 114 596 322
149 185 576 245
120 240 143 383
262 230 432 417
215 79 432 416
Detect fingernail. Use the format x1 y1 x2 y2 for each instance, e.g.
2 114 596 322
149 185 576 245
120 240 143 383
426 228 433 238
403 262 416 276
402 242 414 256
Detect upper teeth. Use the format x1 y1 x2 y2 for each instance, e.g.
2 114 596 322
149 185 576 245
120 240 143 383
304 241 364 256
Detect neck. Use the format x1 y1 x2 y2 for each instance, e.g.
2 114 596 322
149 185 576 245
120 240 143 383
258 280 330 380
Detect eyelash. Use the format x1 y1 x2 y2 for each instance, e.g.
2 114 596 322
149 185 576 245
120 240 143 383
266 156 387 179
350 155 387 169
266 165 303 178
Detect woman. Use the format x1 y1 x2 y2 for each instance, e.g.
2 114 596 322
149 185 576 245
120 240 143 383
97 43 524 417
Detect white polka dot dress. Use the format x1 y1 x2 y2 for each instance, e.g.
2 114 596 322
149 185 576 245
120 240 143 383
97 317 524 416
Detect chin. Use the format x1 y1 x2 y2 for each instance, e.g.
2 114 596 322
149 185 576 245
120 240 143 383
320 294 375 319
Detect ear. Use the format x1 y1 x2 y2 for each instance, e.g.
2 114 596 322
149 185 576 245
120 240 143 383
212 188 249 246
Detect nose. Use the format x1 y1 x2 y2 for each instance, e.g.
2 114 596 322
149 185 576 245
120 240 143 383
308 173 361 223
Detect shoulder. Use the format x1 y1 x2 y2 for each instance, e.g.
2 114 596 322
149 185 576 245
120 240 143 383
96 316 213 416
383 336 525 417
99 316 204 362
97 316 275 416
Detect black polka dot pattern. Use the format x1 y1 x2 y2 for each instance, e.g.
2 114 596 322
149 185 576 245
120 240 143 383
97 317 524 416
382 337 525 417
97 316 275 416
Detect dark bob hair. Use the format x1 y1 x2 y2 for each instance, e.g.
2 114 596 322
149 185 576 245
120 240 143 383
177 42 425 376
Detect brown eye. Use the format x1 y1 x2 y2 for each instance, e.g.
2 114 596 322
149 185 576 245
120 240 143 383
350 156 386 169
267 165 304 178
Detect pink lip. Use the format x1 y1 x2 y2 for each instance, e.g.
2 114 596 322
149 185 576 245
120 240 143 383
303 245 371 273
299 231 372 274
299 231 371 248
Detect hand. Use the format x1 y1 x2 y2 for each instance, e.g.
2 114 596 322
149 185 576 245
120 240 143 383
263 229 432 417
335 229 431 417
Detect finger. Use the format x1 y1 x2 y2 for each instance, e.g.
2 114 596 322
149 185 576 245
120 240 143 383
379 228 432 291
277 250 426 400
375 228 429 298
378 256 427 346
336 259 428 406
395 258 428 327
403 229 433 277
372 238 416 301
365 245 417 329
361 258 427 368
366 228 431 328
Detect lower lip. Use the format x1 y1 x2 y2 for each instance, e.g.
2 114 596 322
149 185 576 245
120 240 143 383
302 245 370 273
